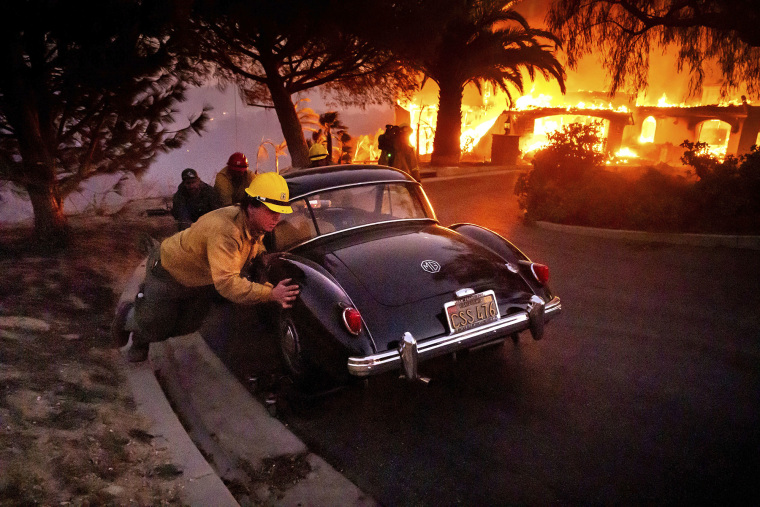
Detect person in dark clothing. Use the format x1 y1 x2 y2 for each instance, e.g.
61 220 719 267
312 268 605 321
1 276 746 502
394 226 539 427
377 124 398 167
391 124 421 182
172 168 222 231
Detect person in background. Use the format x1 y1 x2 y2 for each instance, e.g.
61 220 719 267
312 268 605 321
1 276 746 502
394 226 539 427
377 124 397 167
171 168 222 231
391 123 421 182
214 152 255 206
126 172 301 363
308 143 331 167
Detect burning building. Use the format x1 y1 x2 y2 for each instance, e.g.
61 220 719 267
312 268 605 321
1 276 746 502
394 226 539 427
381 84 760 169
352 1 760 169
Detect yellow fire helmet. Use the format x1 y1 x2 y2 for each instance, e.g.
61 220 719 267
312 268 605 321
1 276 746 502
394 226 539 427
244 172 293 214
309 143 328 161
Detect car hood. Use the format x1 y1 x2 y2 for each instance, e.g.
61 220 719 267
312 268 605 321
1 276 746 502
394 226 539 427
327 223 528 306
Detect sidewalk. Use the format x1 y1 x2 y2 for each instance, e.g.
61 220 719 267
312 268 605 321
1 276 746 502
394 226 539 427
421 163 526 180
123 333 377 506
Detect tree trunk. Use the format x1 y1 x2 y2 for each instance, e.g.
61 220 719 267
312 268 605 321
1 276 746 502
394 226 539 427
19 131 69 248
325 126 333 164
17 136 70 248
431 80 464 167
19 139 69 247
266 78 309 169
25 177 68 248
4 35 69 247
12 94 70 247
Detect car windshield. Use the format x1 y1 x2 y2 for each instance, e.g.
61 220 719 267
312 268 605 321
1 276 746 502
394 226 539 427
272 182 434 250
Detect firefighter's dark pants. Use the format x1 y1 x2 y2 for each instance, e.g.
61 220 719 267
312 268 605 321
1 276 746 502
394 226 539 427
132 247 216 347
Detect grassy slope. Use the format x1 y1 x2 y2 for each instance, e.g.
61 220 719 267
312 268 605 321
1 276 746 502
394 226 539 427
0 201 183 504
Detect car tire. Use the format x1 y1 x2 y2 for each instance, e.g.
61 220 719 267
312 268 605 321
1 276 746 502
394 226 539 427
279 314 315 387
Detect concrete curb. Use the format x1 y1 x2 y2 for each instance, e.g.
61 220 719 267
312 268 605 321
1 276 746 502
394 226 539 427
124 359 238 506
422 164 526 181
535 220 760 250
124 333 377 506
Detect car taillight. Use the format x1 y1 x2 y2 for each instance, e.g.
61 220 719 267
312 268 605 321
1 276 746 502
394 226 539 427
342 307 362 335
531 263 550 285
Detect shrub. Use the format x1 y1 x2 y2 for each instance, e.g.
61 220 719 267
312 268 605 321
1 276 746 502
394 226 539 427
682 142 760 233
626 169 694 231
515 122 607 222
516 131 760 234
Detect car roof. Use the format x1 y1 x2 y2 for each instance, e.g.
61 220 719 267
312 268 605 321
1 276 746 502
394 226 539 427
282 164 416 199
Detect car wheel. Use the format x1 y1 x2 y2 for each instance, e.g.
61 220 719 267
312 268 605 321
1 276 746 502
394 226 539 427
279 314 348 393
279 314 314 385
111 302 133 349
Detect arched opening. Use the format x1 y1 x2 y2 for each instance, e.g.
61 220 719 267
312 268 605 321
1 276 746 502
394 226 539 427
639 116 656 143
697 119 731 158
522 115 609 157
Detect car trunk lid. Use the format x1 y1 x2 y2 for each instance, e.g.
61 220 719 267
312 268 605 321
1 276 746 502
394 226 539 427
329 224 527 306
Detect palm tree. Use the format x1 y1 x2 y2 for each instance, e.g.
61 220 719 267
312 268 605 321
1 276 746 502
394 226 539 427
397 0 567 166
256 140 288 173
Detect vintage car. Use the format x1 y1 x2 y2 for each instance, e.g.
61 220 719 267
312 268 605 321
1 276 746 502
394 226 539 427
263 165 561 384
113 165 561 386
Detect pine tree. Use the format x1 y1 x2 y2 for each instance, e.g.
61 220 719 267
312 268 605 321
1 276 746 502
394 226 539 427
0 0 209 247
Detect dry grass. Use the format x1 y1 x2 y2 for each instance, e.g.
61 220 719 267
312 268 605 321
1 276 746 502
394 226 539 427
0 200 184 505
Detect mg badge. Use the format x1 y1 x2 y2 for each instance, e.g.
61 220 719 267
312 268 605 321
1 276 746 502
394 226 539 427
421 260 440 273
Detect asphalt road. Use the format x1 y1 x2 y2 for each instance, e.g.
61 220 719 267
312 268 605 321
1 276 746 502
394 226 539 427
223 171 760 505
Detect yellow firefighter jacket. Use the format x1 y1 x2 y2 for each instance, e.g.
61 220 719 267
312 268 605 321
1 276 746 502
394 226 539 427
159 206 273 304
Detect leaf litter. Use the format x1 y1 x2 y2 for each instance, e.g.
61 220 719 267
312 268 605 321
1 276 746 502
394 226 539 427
0 200 184 505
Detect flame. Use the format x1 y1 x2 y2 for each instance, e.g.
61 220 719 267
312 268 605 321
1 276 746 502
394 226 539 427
639 116 656 143
614 147 639 159
362 84 751 166
686 138 727 161
352 133 381 163
704 145 727 160
515 93 553 109
403 101 436 156
513 91 629 113
696 119 731 160
522 137 549 154
519 113 610 157
656 94 683 107
461 116 499 152
400 100 502 156
637 93 750 108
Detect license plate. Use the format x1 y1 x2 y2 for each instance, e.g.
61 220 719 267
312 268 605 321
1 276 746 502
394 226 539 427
444 290 500 334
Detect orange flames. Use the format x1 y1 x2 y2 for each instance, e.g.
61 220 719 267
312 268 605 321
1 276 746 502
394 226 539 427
400 100 501 156
350 84 755 165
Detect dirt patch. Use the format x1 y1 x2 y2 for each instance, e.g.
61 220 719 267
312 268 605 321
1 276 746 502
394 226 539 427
235 452 312 501
0 202 184 505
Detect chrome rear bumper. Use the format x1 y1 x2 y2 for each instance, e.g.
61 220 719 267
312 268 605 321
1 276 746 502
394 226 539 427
347 296 561 377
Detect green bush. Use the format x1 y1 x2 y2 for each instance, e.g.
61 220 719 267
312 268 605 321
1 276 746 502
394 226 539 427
515 122 607 221
625 169 694 231
515 131 760 234
683 142 760 233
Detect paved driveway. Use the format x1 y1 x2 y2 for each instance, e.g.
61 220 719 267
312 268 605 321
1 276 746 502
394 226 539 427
223 171 760 504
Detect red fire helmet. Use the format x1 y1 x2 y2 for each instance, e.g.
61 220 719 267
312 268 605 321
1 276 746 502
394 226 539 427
227 152 249 171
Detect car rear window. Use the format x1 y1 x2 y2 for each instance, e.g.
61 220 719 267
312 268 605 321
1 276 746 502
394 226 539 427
272 182 432 250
